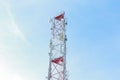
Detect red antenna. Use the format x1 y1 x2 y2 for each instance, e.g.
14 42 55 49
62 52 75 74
55 13 64 21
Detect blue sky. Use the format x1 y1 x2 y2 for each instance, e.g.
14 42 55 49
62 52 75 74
0 0 120 80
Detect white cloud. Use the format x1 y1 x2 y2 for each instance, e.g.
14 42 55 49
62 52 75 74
0 0 28 80
0 54 24 80
0 34 24 80
0 0 27 42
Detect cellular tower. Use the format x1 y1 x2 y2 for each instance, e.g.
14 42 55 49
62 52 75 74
48 12 68 80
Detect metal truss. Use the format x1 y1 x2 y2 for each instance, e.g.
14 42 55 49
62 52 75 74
48 12 67 80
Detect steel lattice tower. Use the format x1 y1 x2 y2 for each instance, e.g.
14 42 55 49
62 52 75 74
48 12 67 80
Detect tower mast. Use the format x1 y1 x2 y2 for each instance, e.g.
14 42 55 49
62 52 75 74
48 12 67 80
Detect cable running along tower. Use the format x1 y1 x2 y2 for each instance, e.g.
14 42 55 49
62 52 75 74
48 12 68 80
